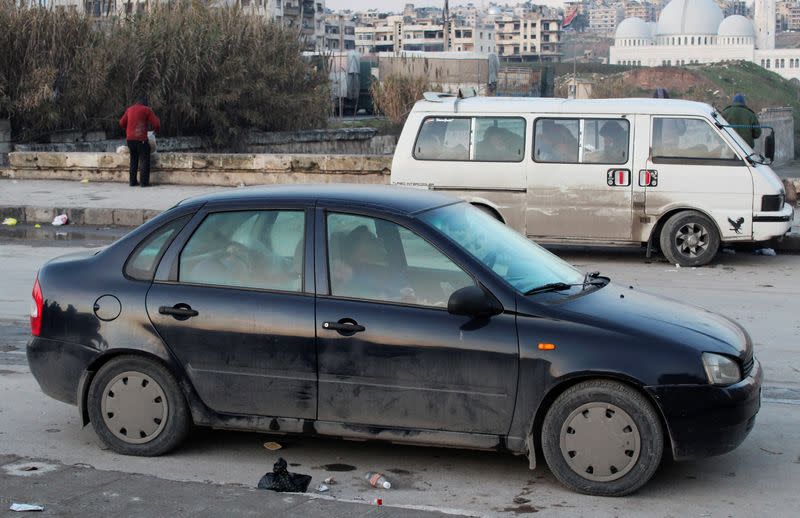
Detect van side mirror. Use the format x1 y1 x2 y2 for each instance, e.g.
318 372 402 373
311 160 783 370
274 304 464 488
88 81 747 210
447 285 502 318
764 132 775 163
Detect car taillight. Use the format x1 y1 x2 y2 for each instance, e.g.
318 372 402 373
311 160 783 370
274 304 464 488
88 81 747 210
31 276 43 337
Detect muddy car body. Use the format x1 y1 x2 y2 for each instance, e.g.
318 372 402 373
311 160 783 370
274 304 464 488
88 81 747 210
28 185 761 496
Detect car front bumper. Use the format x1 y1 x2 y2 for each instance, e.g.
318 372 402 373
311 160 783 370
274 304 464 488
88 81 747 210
27 336 99 406
752 204 794 242
646 357 762 461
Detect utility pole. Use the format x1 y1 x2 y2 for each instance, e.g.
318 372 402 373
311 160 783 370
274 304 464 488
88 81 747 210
443 0 451 51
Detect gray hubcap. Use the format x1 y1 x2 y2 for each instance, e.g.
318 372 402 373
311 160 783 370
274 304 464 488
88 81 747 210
559 403 641 482
675 222 709 258
101 371 168 444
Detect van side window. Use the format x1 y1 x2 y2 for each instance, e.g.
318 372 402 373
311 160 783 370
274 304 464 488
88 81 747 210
474 118 525 162
652 118 739 162
413 116 526 162
582 119 630 164
534 118 629 164
414 118 470 160
533 119 579 163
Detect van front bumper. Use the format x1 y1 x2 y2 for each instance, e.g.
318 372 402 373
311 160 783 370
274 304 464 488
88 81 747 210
645 358 762 461
752 203 794 242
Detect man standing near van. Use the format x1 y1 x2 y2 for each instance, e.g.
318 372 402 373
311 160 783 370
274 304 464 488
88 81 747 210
120 97 160 187
721 94 761 148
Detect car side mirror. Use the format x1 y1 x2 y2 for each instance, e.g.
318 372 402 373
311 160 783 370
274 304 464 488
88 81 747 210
764 132 775 163
447 285 502 318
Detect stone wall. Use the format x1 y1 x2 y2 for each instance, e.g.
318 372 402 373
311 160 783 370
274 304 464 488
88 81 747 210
3 152 392 187
754 107 795 165
11 128 398 156
0 119 10 167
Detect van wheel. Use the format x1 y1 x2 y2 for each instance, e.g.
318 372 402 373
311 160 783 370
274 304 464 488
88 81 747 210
541 380 663 497
87 355 190 456
659 211 720 267
473 204 503 222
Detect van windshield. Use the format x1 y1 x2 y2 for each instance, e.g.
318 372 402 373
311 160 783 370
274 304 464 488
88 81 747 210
714 112 758 159
420 203 585 293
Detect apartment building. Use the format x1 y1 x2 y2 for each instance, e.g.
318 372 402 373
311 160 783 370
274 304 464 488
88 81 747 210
589 4 625 34
323 13 356 51
623 1 656 22
493 11 561 62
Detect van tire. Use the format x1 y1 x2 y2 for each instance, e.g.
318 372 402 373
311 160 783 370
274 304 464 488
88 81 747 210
473 204 503 222
659 211 720 267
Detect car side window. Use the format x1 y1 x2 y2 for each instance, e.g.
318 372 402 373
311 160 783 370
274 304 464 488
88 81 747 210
534 118 580 163
125 215 191 281
179 210 304 292
327 213 474 307
414 117 471 161
652 118 738 161
414 116 526 162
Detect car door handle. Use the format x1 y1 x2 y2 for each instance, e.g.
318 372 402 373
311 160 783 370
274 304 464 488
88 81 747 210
322 321 365 334
159 304 199 319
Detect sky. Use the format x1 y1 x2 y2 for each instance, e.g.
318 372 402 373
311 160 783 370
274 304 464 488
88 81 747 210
325 1 567 13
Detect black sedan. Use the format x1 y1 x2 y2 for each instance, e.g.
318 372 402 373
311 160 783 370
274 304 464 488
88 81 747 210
27 185 761 496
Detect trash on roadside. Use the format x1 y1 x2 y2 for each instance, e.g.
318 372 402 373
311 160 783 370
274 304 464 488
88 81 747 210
364 471 392 489
721 248 736 255
9 503 44 512
675 263 681 268
256 457 311 493
263 441 282 451
323 476 336 485
52 214 68 226
513 496 531 504
372 498 383 506
2 217 17 226
34 224 41 229
116 145 129 154
753 248 777 256
80 178 89 183
316 483 329 493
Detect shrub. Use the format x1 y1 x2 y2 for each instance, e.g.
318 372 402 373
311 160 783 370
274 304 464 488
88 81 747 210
370 74 430 126
0 2 329 146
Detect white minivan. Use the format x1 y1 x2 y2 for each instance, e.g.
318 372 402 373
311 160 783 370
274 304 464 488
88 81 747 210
391 95 794 266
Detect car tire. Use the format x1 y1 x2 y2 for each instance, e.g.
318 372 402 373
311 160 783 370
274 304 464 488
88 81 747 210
541 380 664 497
659 211 720 267
87 355 190 456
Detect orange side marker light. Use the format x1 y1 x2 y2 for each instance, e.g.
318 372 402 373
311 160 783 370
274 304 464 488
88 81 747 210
538 343 556 351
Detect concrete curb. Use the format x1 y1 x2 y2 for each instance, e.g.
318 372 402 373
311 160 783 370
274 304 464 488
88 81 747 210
0 205 160 226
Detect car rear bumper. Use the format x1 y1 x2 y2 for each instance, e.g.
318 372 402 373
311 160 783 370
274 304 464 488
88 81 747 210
27 336 98 406
646 358 762 461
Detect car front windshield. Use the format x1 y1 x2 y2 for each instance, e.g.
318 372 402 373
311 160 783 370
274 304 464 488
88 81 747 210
714 112 757 159
420 203 584 293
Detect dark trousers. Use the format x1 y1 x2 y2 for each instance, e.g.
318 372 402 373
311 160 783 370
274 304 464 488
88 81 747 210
127 140 151 186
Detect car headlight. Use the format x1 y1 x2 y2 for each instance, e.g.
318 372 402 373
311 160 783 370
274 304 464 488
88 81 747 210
702 353 742 386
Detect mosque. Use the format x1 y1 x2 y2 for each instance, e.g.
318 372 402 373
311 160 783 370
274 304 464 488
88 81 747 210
609 0 800 81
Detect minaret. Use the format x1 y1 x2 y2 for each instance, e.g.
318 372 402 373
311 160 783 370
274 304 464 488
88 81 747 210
754 0 776 50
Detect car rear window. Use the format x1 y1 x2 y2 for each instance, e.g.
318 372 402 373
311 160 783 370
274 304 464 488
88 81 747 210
125 215 192 281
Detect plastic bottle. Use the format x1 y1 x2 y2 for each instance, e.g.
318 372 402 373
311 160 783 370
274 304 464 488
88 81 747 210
364 472 392 489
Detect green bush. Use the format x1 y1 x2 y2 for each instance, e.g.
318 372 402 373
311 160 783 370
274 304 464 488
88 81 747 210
0 2 329 146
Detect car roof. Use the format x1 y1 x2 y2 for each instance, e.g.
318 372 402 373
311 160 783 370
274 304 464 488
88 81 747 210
412 96 716 116
178 184 459 215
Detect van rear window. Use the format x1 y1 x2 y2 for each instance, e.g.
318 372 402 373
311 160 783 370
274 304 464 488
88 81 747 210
413 117 525 162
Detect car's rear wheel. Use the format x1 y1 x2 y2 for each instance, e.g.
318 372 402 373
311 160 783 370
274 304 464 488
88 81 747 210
87 355 190 456
659 211 720 267
541 380 663 496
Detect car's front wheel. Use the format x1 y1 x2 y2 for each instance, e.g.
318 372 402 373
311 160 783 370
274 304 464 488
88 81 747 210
659 210 720 267
541 380 664 496
87 355 190 456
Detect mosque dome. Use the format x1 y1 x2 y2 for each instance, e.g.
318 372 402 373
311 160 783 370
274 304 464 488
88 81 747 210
615 17 653 40
656 0 724 36
717 15 756 38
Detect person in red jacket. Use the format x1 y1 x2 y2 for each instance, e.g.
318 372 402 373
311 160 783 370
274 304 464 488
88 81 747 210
119 97 160 187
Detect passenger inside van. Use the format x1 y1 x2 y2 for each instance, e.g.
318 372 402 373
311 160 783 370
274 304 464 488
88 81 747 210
536 121 579 163
476 126 522 161
586 121 628 163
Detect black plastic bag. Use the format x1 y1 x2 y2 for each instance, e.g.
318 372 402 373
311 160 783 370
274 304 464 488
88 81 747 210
257 457 312 493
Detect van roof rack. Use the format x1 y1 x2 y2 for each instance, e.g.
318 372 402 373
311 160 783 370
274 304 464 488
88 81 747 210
422 87 478 103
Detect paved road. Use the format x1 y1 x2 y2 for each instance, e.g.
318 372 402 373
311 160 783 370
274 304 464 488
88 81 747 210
1 238 799 516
